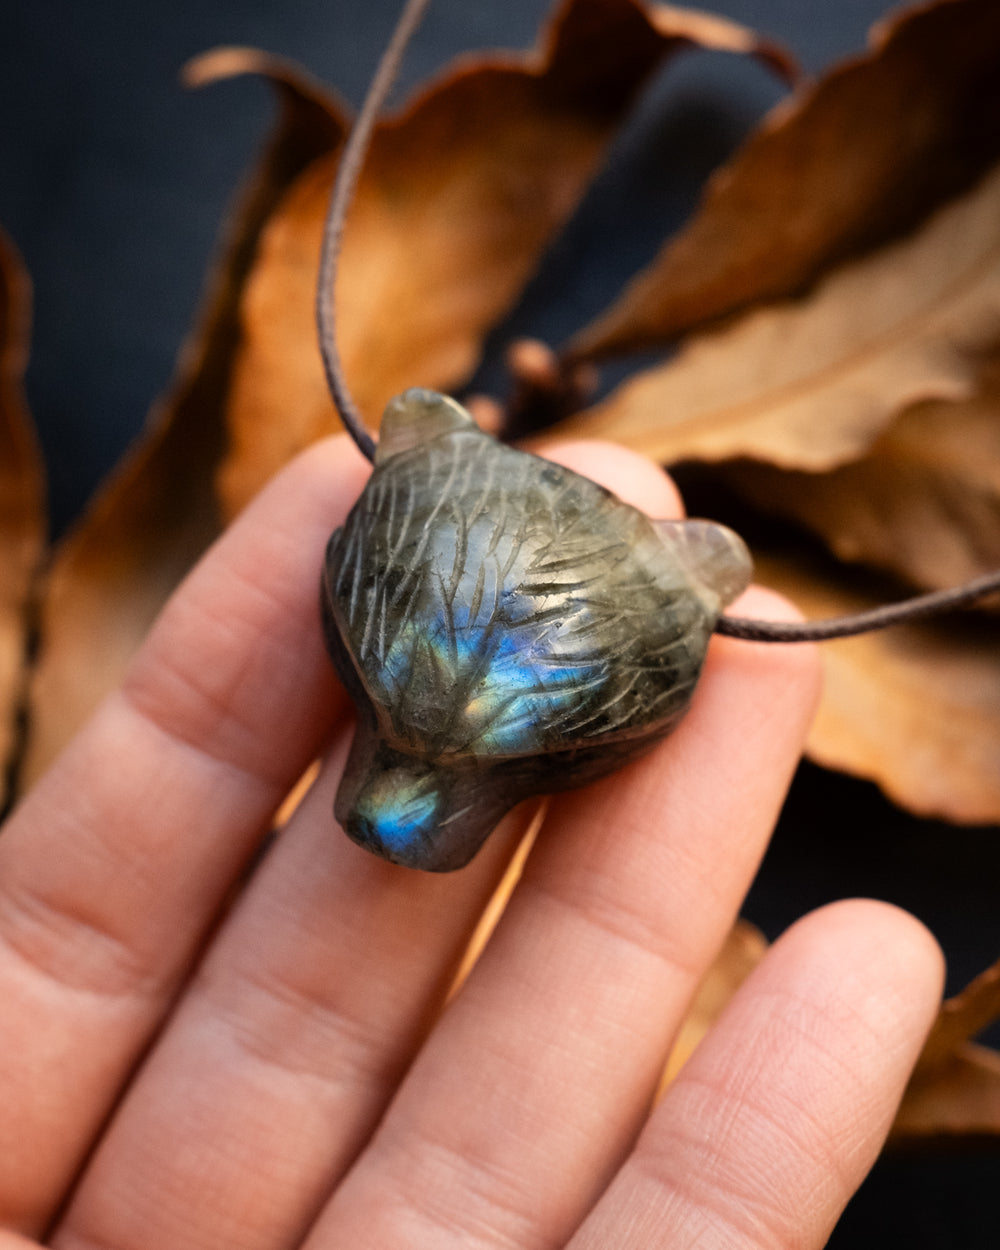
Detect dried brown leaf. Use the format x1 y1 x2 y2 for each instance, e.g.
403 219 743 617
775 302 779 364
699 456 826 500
894 958 1000 1140
0 231 44 805
638 4 795 75
722 379 1000 596
752 549 1000 825
19 63 347 790
894 1044 1000 1141
919 959 1000 1073
219 0 792 514
554 162 1000 471
570 0 1000 359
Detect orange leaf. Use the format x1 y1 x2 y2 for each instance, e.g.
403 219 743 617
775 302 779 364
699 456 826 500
919 958 1000 1073
753 549 1000 825
895 958 1000 1140
19 63 347 791
218 0 793 514
0 231 44 809
895 1044 1000 1141
570 0 1000 359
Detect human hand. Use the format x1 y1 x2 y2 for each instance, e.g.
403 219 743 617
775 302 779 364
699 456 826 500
0 437 942 1249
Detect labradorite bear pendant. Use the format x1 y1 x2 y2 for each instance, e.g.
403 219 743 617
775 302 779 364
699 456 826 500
321 389 752 872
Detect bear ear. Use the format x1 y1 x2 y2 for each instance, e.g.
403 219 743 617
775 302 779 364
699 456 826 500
653 519 753 614
376 389 478 463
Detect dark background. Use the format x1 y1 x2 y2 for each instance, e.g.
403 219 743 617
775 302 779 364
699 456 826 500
2 0 998 1244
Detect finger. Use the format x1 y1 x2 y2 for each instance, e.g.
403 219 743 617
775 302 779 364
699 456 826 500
0 1234 39 1250
536 439 685 518
303 544 821 1242
0 436 369 1233
569 900 944 1249
50 443 684 1250
52 744 532 1250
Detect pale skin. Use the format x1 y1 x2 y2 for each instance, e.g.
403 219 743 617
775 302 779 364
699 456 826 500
0 436 943 1249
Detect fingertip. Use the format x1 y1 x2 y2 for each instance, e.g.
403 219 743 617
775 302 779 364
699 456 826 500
254 431 372 521
532 438 684 519
620 898 947 1248
727 583 807 625
707 582 823 737
781 898 946 1028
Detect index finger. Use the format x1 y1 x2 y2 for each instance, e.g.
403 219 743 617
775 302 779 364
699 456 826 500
0 434 369 1234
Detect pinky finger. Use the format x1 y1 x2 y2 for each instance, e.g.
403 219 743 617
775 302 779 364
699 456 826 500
569 899 944 1250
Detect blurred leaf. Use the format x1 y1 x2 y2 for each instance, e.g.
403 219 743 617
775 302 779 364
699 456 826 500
0 231 44 808
894 1043 1000 1142
218 0 793 514
569 0 1000 359
19 60 347 790
552 162 1000 471
896 957 1000 1141
722 377 1000 595
920 958 1000 1072
753 550 1000 825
